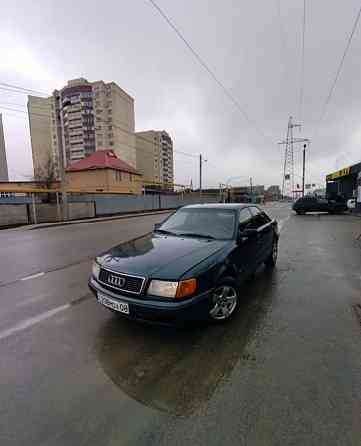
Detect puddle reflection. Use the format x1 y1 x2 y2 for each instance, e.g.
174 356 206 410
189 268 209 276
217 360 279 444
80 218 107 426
95 268 281 416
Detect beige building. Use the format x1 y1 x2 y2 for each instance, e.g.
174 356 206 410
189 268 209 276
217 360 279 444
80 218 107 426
135 130 174 188
65 149 142 194
0 114 9 181
28 78 136 180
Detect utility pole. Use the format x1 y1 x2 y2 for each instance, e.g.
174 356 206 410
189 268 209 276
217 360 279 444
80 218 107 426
250 177 253 202
199 153 202 200
302 144 306 197
278 116 309 200
58 98 68 220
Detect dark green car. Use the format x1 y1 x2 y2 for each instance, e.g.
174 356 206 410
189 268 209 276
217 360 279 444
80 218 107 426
89 204 279 324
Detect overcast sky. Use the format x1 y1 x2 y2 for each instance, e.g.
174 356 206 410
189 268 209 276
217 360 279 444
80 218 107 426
1 0 361 188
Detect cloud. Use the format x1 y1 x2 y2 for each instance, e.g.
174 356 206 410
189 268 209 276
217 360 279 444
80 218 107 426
1 0 361 187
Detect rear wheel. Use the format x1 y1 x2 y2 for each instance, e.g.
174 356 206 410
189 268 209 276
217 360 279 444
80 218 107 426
265 239 278 268
209 277 239 322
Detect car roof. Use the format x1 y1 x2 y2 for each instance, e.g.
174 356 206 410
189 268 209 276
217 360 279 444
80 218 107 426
181 203 256 210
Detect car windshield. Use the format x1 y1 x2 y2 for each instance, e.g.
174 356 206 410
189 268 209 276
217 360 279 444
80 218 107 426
158 208 236 240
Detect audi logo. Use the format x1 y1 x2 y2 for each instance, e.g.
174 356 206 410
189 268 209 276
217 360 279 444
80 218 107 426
107 275 126 287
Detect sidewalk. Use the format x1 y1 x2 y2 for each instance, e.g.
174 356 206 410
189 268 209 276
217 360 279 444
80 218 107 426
22 209 172 231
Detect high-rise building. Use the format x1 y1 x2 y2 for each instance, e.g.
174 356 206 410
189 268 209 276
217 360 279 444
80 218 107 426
28 78 136 180
0 114 9 181
135 130 174 188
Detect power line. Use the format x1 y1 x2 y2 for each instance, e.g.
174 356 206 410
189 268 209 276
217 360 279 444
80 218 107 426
299 0 306 122
0 82 48 97
0 104 200 161
313 3 361 139
147 0 268 141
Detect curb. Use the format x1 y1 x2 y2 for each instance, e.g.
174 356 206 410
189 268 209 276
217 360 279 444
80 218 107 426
26 209 173 230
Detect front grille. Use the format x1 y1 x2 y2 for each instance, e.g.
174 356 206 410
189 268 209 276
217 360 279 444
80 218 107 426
98 269 144 294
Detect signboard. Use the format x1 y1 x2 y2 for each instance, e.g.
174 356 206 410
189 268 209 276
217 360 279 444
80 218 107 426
326 166 351 181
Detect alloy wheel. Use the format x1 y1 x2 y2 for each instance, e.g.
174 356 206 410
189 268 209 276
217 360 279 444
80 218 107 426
272 241 278 263
209 285 238 320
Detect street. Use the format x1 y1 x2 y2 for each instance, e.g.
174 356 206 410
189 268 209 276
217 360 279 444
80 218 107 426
0 203 360 445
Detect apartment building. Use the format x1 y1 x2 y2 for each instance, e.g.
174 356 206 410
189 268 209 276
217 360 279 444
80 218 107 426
135 130 174 188
0 114 9 181
28 78 136 180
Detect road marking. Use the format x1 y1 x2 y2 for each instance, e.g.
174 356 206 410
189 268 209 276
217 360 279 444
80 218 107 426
20 272 45 281
278 215 290 231
0 304 70 342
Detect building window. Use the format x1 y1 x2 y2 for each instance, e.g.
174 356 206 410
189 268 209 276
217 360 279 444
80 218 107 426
115 171 122 182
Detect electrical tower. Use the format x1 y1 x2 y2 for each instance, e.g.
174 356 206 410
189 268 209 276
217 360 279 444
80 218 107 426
278 116 309 200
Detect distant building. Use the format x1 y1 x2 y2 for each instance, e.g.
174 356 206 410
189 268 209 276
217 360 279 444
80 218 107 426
135 130 174 189
326 162 361 212
231 185 264 202
265 185 281 201
65 149 142 194
0 114 9 181
28 78 136 180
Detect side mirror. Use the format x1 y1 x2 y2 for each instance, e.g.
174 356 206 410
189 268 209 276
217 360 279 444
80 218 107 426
239 228 258 240
154 223 161 230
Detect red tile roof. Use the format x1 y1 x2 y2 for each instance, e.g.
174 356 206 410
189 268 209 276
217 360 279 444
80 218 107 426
65 150 140 175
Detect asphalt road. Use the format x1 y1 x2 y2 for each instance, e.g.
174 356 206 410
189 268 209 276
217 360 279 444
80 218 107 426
0 204 360 446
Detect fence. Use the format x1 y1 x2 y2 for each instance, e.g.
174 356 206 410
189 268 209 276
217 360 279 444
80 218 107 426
0 192 219 228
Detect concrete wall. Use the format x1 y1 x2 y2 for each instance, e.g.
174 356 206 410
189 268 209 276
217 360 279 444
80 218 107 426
0 193 219 227
0 204 28 226
28 202 95 224
70 192 219 216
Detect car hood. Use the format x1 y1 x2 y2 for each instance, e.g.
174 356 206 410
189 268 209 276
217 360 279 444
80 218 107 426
97 233 230 280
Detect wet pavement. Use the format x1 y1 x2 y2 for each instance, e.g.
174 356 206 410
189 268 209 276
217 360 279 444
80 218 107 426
0 205 360 445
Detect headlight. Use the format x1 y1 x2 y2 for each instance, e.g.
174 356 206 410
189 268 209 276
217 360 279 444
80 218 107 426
148 280 178 298
92 261 101 280
147 279 197 299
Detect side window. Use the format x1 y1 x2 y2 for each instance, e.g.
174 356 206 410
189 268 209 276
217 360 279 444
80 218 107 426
248 207 270 229
238 208 253 231
249 206 260 217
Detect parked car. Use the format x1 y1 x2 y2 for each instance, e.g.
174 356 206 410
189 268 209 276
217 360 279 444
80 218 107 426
89 204 279 324
293 196 347 215
347 198 356 211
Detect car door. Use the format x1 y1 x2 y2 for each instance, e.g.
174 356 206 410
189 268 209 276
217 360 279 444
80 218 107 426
231 207 256 277
248 207 274 265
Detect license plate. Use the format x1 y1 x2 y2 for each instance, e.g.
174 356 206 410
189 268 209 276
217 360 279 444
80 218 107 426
97 293 129 314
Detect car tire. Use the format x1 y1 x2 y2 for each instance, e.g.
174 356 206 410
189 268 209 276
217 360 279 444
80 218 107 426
265 239 278 268
209 277 239 323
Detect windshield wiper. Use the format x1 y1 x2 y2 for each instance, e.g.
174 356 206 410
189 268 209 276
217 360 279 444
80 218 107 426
177 232 215 239
154 228 177 236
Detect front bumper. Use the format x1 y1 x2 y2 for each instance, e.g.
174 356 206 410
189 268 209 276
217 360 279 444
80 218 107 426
89 277 213 324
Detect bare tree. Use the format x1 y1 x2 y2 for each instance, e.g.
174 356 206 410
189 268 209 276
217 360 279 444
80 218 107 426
34 156 58 202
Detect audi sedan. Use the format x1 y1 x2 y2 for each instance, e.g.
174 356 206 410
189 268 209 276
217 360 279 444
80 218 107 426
89 204 279 324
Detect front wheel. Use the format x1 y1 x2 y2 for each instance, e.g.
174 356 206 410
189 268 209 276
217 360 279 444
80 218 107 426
265 240 278 268
209 278 239 322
